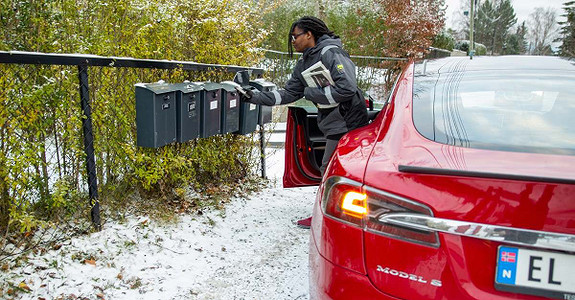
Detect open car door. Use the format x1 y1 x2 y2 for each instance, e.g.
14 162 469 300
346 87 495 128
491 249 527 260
283 101 379 188
283 106 324 187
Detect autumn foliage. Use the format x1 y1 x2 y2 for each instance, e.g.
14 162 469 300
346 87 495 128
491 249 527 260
376 0 445 57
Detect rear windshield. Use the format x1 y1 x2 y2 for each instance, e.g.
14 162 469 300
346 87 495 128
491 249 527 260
413 70 575 155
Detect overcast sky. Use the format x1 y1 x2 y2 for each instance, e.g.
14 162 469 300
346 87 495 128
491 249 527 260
445 0 568 29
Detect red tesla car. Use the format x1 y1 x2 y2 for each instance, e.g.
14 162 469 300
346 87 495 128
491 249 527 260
283 56 575 300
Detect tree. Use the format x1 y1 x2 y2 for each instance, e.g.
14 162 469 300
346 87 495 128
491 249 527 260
503 21 528 54
259 0 444 58
326 0 387 56
527 7 558 55
375 0 445 57
557 1 575 57
452 0 472 40
466 0 517 54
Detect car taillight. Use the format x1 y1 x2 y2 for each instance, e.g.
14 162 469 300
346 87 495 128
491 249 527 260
321 176 439 247
364 186 439 247
321 177 367 226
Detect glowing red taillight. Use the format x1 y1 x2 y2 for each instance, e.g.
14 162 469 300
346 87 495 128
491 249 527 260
322 180 366 226
321 176 439 247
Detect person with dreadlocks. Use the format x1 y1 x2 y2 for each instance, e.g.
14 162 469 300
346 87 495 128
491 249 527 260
237 16 368 229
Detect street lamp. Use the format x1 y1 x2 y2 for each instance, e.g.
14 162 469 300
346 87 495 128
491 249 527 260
469 0 475 59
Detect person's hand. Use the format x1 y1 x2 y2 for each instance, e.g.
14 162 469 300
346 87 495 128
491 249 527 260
235 86 254 102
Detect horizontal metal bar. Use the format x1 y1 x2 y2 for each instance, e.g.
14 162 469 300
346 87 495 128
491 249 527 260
256 48 408 61
0 51 264 74
379 213 575 253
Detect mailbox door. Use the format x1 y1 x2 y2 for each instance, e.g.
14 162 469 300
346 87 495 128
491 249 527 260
225 91 240 133
154 92 177 147
238 101 259 134
177 91 200 142
187 92 200 139
201 89 221 138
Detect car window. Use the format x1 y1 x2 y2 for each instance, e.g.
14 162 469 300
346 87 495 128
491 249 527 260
413 70 575 156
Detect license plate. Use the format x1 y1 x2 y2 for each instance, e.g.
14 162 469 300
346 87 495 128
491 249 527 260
495 246 575 299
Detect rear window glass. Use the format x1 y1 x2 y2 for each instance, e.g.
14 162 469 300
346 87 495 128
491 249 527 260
413 71 575 155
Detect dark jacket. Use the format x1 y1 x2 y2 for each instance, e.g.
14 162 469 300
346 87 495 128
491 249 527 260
249 35 368 138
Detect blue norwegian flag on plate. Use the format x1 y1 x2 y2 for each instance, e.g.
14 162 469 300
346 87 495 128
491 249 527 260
496 246 518 285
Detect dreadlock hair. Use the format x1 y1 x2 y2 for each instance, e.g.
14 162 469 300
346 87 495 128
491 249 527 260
288 16 339 58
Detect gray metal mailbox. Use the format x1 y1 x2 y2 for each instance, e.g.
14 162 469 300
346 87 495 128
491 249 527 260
232 71 260 135
249 79 276 125
220 82 240 134
173 83 202 143
198 82 222 138
237 100 260 135
135 82 177 148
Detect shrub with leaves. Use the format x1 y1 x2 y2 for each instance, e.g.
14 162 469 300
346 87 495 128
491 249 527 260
0 0 267 258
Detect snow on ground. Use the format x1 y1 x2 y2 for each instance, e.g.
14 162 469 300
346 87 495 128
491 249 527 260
1 147 317 299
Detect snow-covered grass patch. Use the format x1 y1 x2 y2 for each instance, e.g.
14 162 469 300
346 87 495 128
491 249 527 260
1 148 315 299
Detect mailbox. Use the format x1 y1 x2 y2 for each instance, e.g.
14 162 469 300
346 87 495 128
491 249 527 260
135 82 177 148
232 71 260 135
237 100 260 135
173 83 202 143
220 82 240 134
197 82 222 138
249 79 276 125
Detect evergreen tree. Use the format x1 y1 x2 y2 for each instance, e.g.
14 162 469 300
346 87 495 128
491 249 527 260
557 1 575 57
503 21 527 54
474 0 496 49
474 0 516 54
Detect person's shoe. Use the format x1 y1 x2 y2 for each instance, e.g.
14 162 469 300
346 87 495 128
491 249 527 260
296 216 312 229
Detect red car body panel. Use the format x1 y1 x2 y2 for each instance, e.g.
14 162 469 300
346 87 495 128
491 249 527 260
310 187 366 274
288 57 575 299
360 62 575 299
310 234 400 300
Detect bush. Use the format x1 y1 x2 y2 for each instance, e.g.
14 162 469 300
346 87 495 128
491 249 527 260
432 29 456 51
0 0 267 241
454 40 487 55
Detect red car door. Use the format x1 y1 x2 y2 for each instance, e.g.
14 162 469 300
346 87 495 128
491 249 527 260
283 102 380 188
283 105 324 187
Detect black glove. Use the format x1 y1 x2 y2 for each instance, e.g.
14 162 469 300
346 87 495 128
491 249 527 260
235 86 254 102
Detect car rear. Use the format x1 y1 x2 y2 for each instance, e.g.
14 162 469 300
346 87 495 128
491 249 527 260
310 56 575 300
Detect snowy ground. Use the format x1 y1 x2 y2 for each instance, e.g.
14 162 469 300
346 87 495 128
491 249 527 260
1 147 318 299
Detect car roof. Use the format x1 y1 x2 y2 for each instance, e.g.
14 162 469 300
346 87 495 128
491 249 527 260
415 55 575 76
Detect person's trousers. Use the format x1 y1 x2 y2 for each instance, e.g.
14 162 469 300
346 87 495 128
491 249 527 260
320 138 341 176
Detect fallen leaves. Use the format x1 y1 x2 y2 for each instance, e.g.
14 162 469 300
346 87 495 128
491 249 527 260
18 281 32 292
84 259 96 266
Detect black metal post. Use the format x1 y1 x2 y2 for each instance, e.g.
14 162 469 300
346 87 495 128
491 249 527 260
78 63 101 230
259 124 266 179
